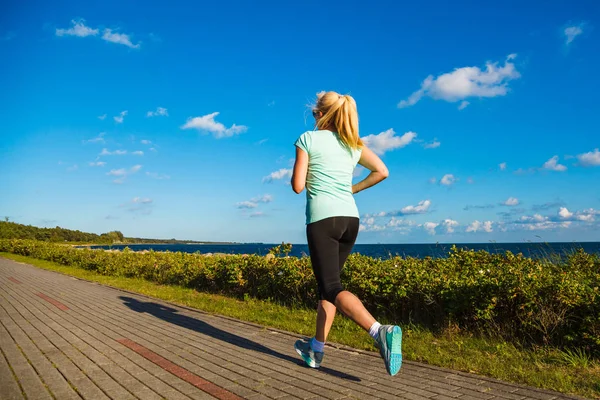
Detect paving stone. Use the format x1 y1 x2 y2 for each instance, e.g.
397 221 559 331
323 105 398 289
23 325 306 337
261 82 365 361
0 258 584 400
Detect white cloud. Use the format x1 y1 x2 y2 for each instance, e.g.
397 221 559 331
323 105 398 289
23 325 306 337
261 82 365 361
442 219 459 233
132 151 144 156
146 172 170 180
564 24 584 45
250 211 265 218
242 194 273 209
100 148 127 156
483 221 493 232
56 19 99 37
359 216 389 232
262 168 292 183
466 220 493 233
89 161 106 167
114 111 127 124
523 221 570 231
107 168 126 177
558 207 573 219
508 206 600 230
84 132 105 144
577 213 595 222
359 215 417 233
458 101 470 110
440 174 457 186
520 214 548 223
503 197 520 206
467 177 475 184
361 129 416 155
423 222 439 235
66 164 78 172
127 197 153 214
102 29 140 49
236 194 274 209
253 194 273 203
364 202 433 219
398 54 520 108
401 200 431 214
514 208 597 229
107 165 141 183
363 211 387 218
387 217 415 228
359 222 387 232
56 20 140 49
428 177 437 184
541 156 567 171
147 107 168 117
424 139 441 149
576 148 600 167
499 162 507 171
141 139 152 145
236 201 258 209
181 112 248 138
98 114 107 120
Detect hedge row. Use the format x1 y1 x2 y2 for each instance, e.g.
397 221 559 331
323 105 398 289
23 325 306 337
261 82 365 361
1 239 598 354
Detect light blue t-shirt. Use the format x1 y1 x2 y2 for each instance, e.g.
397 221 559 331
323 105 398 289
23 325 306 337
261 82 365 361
294 130 362 224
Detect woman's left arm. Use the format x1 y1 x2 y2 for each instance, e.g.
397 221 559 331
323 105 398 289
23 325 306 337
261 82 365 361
291 146 308 194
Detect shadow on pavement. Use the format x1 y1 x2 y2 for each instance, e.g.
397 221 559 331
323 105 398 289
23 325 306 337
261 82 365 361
119 296 361 382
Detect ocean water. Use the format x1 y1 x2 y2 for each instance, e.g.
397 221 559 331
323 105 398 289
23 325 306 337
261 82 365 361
87 242 600 259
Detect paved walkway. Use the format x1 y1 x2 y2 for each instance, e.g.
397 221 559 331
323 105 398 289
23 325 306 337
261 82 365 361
0 257 584 400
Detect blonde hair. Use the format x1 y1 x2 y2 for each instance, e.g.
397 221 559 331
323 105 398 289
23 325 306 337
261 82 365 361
313 91 363 150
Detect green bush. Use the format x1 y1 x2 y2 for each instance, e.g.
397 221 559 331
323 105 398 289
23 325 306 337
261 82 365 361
1 239 598 355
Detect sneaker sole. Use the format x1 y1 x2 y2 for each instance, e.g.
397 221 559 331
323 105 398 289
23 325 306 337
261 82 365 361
388 326 403 376
294 345 320 368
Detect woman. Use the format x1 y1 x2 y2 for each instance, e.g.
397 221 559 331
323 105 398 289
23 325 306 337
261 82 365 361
291 91 403 376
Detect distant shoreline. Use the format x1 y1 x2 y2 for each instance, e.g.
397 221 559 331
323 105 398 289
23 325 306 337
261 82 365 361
74 242 242 247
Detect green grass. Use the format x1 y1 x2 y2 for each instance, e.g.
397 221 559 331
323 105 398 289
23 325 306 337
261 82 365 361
2 252 599 399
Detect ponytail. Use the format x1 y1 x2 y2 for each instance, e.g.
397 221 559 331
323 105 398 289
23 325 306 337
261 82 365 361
314 91 363 150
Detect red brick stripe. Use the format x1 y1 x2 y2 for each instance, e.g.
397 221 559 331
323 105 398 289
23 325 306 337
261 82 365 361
36 293 70 311
117 338 243 400
8 277 22 284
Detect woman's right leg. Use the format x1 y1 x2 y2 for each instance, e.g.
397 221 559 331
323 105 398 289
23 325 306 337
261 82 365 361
334 291 376 331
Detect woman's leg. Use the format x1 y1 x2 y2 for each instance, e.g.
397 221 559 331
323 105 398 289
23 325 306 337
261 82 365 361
307 218 342 344
307 217 375 339
315 300 336 343
334 291 376 331
333 217 376 331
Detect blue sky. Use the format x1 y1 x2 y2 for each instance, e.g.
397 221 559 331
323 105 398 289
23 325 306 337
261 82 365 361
1 0 599 244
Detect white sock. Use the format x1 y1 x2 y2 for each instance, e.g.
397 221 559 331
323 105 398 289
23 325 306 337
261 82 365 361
310 337 325 353
369 322 382 340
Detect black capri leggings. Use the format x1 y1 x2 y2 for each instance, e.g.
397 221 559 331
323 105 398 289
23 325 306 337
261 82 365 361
306 216 360 304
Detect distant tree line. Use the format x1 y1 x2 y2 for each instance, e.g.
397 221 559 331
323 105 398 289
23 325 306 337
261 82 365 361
0 219 221 244
0 220 123 244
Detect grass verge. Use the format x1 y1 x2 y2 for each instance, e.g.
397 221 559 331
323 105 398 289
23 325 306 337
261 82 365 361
2 252 598 399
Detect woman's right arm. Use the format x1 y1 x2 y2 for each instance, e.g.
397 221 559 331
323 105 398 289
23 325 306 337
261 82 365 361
352 145 389 194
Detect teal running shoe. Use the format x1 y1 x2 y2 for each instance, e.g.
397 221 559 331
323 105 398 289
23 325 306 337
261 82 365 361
294 339 324 368
375 325 403 376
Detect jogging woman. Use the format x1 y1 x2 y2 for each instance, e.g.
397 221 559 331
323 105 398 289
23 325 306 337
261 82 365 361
291 91 403 376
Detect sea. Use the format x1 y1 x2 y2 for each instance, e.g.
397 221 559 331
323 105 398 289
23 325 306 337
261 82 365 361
87 242 600 259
